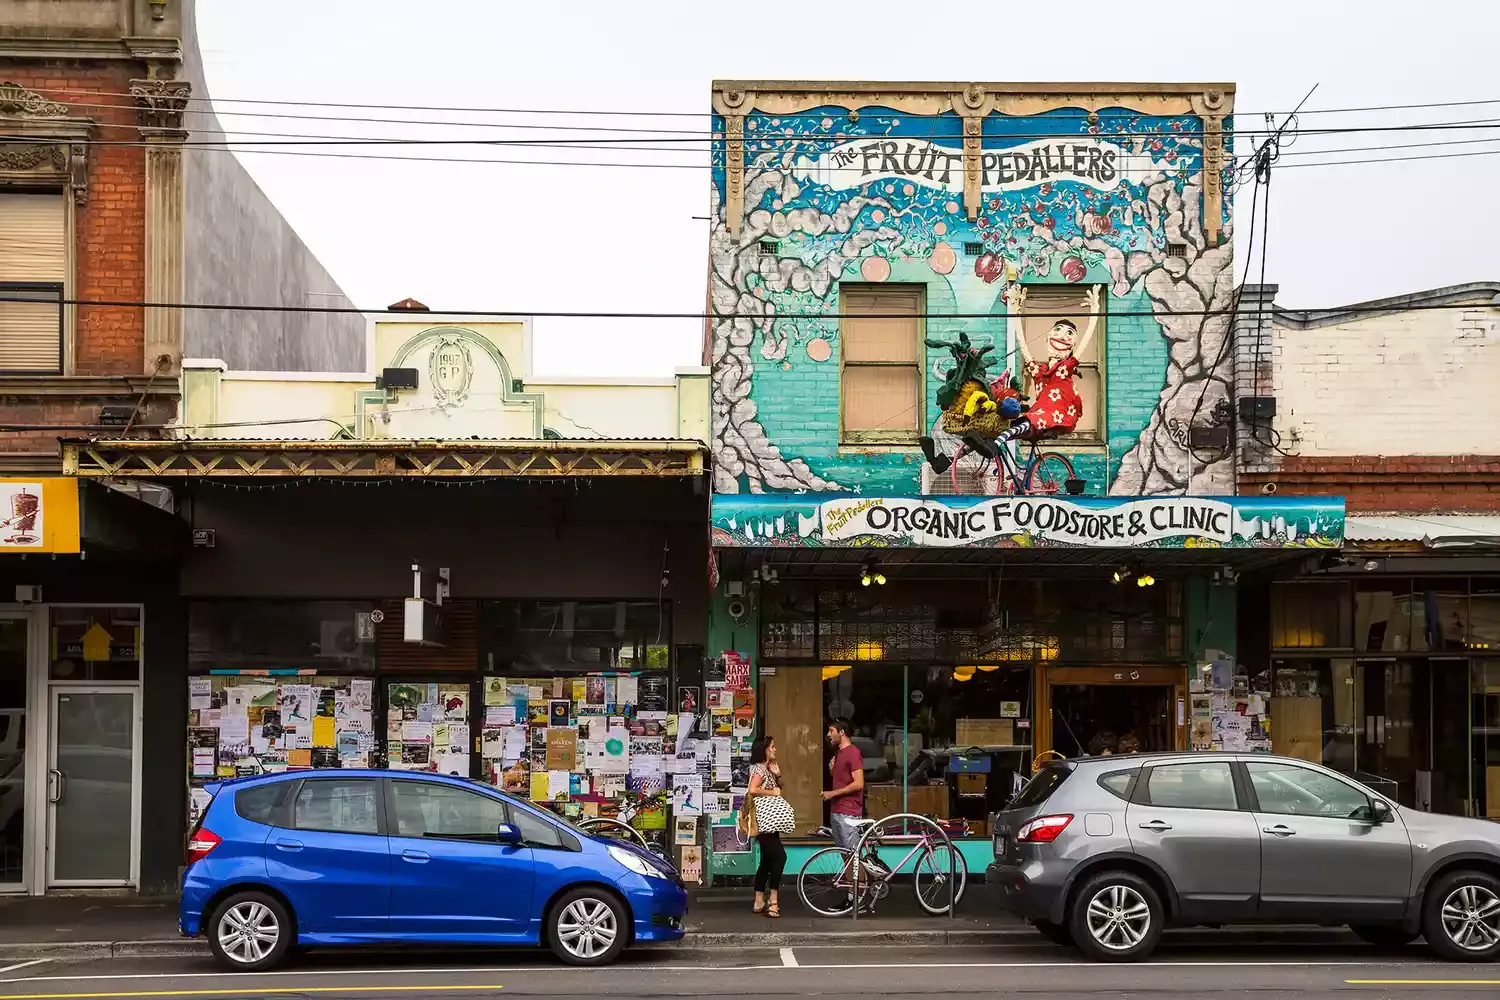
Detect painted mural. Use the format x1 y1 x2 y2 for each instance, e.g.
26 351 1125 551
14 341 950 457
709 95 1234 498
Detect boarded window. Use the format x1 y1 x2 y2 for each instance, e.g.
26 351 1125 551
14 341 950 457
0 192 66 373
1018 284 1104 441
841 285 921 444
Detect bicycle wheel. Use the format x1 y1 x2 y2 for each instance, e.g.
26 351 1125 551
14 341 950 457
913 843 969 915
798 846 874 917
577 817 650 851
1023 450 1077 495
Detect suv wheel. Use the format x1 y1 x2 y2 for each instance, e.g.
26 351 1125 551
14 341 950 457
548 887 628 966
1067 870 1164 962
1423 870 1500 961
208 891 293 971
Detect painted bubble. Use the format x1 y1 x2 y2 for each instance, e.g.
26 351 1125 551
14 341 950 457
860 256 892 282
929 242 957 275
806 338 833 363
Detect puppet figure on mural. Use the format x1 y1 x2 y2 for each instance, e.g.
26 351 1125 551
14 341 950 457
918 278 1099 475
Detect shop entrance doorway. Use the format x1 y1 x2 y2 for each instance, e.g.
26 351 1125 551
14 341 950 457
1035 666 1187 758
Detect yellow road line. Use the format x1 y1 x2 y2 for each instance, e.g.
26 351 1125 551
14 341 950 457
1346 980 1500 985
0 986 504 1000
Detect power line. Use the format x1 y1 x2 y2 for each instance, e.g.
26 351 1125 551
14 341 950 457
32 84 1500 122
3 292 1491 321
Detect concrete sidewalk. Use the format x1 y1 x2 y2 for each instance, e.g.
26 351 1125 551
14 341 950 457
0 892 1358 959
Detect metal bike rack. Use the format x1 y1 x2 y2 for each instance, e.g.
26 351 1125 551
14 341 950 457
849 813 959 922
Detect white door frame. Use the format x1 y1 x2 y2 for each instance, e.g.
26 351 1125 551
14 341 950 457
0 606 38 895
45 683 142 889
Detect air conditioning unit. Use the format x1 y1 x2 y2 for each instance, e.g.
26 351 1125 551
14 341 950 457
920 453 997 495
318 621 360 659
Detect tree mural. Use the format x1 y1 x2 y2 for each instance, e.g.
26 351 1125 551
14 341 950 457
709 112 1233 496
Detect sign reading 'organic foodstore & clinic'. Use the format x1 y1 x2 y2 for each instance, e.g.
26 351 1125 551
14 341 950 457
710 494 1345 550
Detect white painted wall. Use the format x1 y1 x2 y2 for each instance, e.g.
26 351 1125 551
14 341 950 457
1270 301 1498 455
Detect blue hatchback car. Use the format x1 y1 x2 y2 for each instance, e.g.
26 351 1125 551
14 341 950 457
181 770 687 969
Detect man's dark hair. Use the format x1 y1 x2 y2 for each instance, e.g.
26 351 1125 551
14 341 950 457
830 718 853 737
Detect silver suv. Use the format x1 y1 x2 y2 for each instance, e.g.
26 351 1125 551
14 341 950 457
986 752 1500 962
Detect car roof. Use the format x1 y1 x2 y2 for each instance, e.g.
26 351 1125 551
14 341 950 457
207 769 495 793
1056 751 1309 770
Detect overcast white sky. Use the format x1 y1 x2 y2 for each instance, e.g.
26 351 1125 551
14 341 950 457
195 0 1498 377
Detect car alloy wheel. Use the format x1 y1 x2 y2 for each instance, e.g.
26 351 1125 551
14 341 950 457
216 900 281 965
1440 883 1500 952
1085 883 1152 951
556 897 619 962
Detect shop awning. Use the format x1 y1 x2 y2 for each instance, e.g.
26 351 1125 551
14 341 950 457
1344 514 1500 549
0 477 179 557
61 438 706 478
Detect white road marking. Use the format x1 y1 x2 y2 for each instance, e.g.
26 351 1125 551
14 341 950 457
0 965 47 978
0 958 1447 984
779 947 798 967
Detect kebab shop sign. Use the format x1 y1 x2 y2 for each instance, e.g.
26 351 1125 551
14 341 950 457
818 496 1237 548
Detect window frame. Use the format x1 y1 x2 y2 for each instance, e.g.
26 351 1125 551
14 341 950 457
234 780 294 827
286 777 386 837
1134 759 1245 812
1239 760 1376 819
0 188 74 375
1015 282 1107 447
1097 767 1141 802
838 282 925 447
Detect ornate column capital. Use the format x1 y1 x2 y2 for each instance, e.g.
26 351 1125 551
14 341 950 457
130 78 191 132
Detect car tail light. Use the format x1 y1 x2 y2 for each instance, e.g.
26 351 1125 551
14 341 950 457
1016 815 1072 843
186 829 221 864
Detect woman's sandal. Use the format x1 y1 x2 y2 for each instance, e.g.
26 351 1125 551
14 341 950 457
752 901 767 915
765 903 781 918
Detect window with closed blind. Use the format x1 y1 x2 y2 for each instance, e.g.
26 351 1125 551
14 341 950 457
1018 284 1106 443
0 192 66 374
840 284 924 445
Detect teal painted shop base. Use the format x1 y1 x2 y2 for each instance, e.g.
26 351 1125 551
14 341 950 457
710 839 995 884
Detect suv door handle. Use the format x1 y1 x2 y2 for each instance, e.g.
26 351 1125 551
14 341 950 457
273 839 304 852
1137 820 1172 832
401 849 430 863
1262 825 1296 837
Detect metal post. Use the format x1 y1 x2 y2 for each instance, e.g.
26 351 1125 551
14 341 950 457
902 665 909 816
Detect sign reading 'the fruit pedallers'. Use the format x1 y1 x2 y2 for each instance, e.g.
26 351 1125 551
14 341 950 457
0 479 80 553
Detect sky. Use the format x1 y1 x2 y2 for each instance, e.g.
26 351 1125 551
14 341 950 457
194 0 1499 378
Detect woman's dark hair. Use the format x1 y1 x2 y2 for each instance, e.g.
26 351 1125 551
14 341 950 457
1087 730 1119 756
750 736 775 765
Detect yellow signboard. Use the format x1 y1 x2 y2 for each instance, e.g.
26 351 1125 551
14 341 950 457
0 478 80 554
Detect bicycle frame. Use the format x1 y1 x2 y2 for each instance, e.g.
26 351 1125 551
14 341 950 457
832 830 945 887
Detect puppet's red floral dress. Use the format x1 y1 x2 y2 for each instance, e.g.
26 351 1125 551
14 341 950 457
1025 356 1083 434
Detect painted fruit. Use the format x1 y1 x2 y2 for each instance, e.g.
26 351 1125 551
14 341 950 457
860 255 891 282
1060 256 1088 282
929 241 956 275
806 338 832 362
974 253 1005 284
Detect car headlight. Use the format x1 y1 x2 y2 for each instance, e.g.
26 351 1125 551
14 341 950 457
609 844 668 879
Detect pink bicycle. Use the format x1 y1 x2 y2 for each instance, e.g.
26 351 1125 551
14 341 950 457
796 818 967 916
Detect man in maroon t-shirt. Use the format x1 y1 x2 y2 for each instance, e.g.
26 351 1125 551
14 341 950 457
824 718 865 849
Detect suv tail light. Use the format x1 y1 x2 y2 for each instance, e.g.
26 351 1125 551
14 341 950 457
186 829 221 864
1016 814 1073 843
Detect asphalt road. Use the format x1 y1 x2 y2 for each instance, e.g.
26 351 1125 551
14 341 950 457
0 942 1496 998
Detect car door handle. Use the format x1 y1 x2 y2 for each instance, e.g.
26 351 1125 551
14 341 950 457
1137 821 1172 832
1262 825 1297 837
273 839 304 852
401 849 430 863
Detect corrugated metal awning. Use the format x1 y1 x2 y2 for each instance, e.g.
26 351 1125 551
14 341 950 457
1345 515 1500 548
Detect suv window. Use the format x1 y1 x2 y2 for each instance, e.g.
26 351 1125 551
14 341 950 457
1012 767 1070 807
291 779 380 835
235 782 290 825
1143 761 1238 810
392 781 511 842
1246 761 1372 818
1098 769 1138 801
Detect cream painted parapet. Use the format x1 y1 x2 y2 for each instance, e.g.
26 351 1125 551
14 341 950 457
676 367 710 443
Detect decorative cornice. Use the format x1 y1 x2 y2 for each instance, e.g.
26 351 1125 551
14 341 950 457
0 142 65 172
130 78 190 131
0 376 180 400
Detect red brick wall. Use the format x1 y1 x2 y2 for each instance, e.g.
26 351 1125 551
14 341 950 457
1238 456 1500 513
7 65 146 375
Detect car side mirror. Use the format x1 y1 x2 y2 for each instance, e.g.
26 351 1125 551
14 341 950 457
1355 800 1393 824
495 822 522 845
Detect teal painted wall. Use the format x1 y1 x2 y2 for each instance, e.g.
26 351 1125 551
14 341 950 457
710 100 1236 498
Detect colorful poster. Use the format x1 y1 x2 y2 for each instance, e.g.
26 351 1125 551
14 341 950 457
677 686 700 713
723 653 750 692
438 686 469 721
483 677 509 706
674 815 698 846
680 845 703 883
546 727 578 771
672 773 703 816
600 726 629 774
